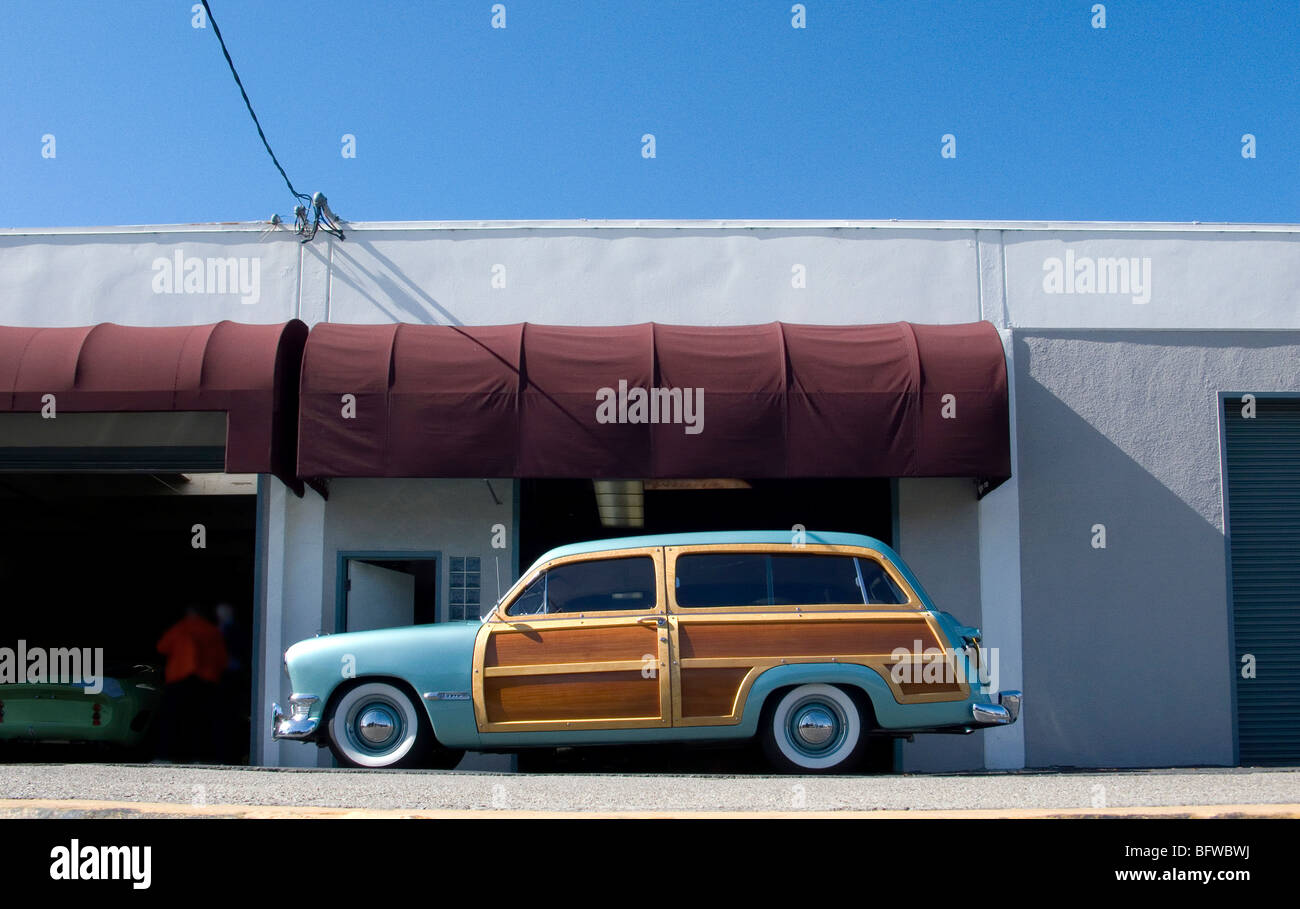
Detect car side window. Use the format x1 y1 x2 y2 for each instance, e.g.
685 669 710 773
544 556 656 613
505 556 657 616
673 552 910 608
856 557 908 605
770 554 864 605
674 554 768 607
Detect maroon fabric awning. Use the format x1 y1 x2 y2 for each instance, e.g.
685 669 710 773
0 320 308 489
297 321 1009 480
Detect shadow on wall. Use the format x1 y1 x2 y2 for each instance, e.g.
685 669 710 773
317 227 978 327
1014 331 1267 769
328 239 463 325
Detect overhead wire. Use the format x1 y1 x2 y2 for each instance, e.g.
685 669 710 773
198 0 343 241
199 0 310 208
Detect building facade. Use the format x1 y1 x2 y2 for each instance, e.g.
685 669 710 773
2 219 1297 771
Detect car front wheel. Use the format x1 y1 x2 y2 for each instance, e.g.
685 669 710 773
761 684 867 773
326 681 444 769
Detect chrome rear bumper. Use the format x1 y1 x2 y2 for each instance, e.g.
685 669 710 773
971 690 1022 726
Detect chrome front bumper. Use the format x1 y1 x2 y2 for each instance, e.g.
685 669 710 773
971 690 1022 727
271 694 321 741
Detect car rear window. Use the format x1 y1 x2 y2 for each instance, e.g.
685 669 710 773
770 554 866 605
857 558 908 605
674 552 908 608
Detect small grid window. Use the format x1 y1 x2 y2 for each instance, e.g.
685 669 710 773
448 556 481 621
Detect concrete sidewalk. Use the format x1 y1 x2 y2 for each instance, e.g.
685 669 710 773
1 764 1297 815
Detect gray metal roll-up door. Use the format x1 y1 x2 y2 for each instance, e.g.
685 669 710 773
1224 396 1300 765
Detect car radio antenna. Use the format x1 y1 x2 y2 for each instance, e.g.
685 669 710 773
494 556 502 608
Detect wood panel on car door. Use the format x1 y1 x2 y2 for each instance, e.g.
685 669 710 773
473 547 671 733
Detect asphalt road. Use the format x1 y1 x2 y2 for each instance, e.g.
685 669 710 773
1 763 1297 816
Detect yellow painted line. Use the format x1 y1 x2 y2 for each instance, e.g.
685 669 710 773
1 798 1298 819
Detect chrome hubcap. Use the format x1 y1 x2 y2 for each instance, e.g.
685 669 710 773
784 696 849 758
795 707 836 746
357 706 398 745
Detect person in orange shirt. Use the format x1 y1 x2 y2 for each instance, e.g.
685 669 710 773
155 604 229 762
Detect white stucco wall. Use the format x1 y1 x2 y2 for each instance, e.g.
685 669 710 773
8 219 1300 331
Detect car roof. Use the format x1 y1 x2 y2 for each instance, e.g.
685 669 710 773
534 530 894 564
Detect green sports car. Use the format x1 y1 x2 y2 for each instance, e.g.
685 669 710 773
0 662 162 752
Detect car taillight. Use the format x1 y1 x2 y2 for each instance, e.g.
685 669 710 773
960 635 982 679
92 703 101 726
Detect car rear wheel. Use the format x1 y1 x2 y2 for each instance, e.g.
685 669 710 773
326 681 455 769
761 684 867 773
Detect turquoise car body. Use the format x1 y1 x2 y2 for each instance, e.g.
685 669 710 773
278 531 1015 755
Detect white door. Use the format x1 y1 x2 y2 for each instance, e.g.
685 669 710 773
346 560 416 632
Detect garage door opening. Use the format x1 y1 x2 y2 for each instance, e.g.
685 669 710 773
0 472 257 765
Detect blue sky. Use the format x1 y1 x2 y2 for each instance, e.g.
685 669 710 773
3 1 1298 227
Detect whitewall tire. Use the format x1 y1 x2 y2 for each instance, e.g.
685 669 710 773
761 684 867 773
327 681 427 769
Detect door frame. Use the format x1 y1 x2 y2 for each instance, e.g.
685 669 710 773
333 550 441 634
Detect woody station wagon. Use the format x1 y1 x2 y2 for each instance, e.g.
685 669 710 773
273 531 1022 772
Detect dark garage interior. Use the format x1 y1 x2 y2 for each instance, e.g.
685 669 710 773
0 473 256 764
520 477 895 570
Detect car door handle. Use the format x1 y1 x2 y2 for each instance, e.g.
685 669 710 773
638 616 667 627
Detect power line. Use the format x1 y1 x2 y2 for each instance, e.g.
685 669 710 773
199 0 310 208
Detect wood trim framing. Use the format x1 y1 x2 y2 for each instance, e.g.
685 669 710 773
473 542 970 736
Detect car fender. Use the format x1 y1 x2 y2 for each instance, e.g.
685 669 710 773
284 623 483 750
739 662 977 733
